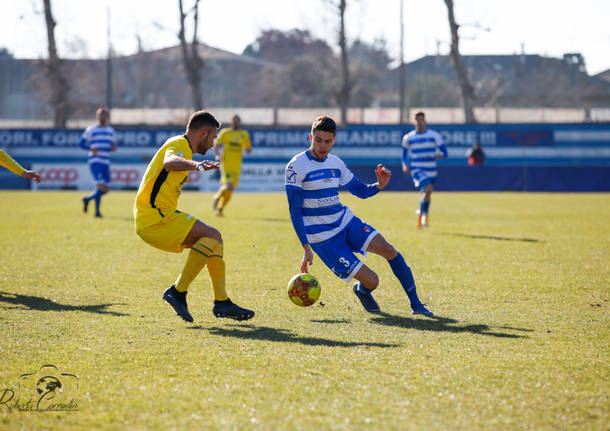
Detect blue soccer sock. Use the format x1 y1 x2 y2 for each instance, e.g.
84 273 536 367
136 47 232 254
92 189 105 215
85 189 99 202
422 200 430 215
388 253 422 308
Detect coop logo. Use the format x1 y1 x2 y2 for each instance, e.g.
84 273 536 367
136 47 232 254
110 168 140 184
0 365 79 413
38 168 79 183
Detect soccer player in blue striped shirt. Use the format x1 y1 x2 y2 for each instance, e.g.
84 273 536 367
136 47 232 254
285 116 433 316
79 107 116 218
402 111 447 229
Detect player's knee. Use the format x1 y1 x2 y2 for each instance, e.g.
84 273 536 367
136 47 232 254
384 243 398 260
368 272 379 289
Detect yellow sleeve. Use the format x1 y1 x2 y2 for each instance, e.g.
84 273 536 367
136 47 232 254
243 131 251 151
0 149 26 176
216 129 228 146
163 139 188 162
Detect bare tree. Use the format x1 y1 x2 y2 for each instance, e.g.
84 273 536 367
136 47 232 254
43 0 69 127
325 0 352 125
178 0 204 109
443 0 477 123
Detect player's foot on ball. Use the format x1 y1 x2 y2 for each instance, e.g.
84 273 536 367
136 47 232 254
212 299 254 320
82 197 89 213
412 303 434 317
163 285 194 322
352 282 380 313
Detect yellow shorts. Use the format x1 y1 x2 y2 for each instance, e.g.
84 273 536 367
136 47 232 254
136 210 197 253
220 168 240 187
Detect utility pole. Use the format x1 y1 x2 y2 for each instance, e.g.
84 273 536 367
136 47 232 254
106 6 112 109
399 0 405 125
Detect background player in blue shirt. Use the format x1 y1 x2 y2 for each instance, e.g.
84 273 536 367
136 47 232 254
402 111 447 229
79 107 116 217
285 116 433 316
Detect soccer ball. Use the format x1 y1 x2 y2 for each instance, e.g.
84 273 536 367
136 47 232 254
287 273 321 307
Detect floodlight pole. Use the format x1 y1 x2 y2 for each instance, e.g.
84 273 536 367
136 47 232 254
399 0 405 125
106 7 113 109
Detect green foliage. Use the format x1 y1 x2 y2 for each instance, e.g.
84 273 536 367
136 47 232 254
0 191 607 430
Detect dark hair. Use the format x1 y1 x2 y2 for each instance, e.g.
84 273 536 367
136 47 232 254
311 116 336 135
96 107 109 116
414 111 425 119
187 110 220 130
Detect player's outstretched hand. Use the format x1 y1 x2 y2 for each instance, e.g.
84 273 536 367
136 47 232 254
21 170 41 183
301 244 314 273
197 160 220 171
375 164 391 190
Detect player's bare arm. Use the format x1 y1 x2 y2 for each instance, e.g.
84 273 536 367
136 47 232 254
301 244 314 273
163 155 219 171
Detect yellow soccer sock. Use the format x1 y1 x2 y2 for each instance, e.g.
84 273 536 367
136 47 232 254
218 189 233 210
174 237 220 292
206 242 228 301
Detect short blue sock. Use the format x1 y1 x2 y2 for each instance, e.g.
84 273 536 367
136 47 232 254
419 199 426 215
422 200 430 215
388 253 422 308
85 189 99 201
92 189 105 214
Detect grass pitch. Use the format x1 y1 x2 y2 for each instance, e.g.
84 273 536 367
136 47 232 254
0 191 608 430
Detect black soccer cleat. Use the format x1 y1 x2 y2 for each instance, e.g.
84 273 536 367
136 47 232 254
163 285 194 322
82 197 89 213
212 299 254 321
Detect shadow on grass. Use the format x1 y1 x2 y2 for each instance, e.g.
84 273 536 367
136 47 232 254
437 232 543 243
188 323 399 347
0 291 129 316
369 312 530 338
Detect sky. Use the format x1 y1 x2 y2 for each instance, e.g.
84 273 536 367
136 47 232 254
2 0 609 75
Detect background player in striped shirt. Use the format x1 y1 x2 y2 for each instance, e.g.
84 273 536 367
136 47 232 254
134 110 254 322
212 114 251 217
402 111 447 229
285 116 433 316
0 149 41 183
79 107 116 218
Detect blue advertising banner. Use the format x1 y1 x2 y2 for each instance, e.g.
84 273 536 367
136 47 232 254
1 123 609 148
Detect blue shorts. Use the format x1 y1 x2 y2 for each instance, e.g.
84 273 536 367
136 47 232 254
90 162 110 185
411 170 436 191
310 216 378 283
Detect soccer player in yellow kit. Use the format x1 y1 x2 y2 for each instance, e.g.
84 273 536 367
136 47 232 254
134 110 254 322
212 114 251 216
0 149 41 183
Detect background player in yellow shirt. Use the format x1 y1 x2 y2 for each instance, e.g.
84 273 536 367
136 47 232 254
134 110 254 322
212 114 251 216
0 149 41 183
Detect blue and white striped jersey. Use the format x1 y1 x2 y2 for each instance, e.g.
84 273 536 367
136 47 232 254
401 129 447 179
78 125 115 165
285 150 379 244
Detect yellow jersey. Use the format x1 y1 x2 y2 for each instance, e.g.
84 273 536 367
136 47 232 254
217 128 251 172
134 135 193 229
0 149 26 176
